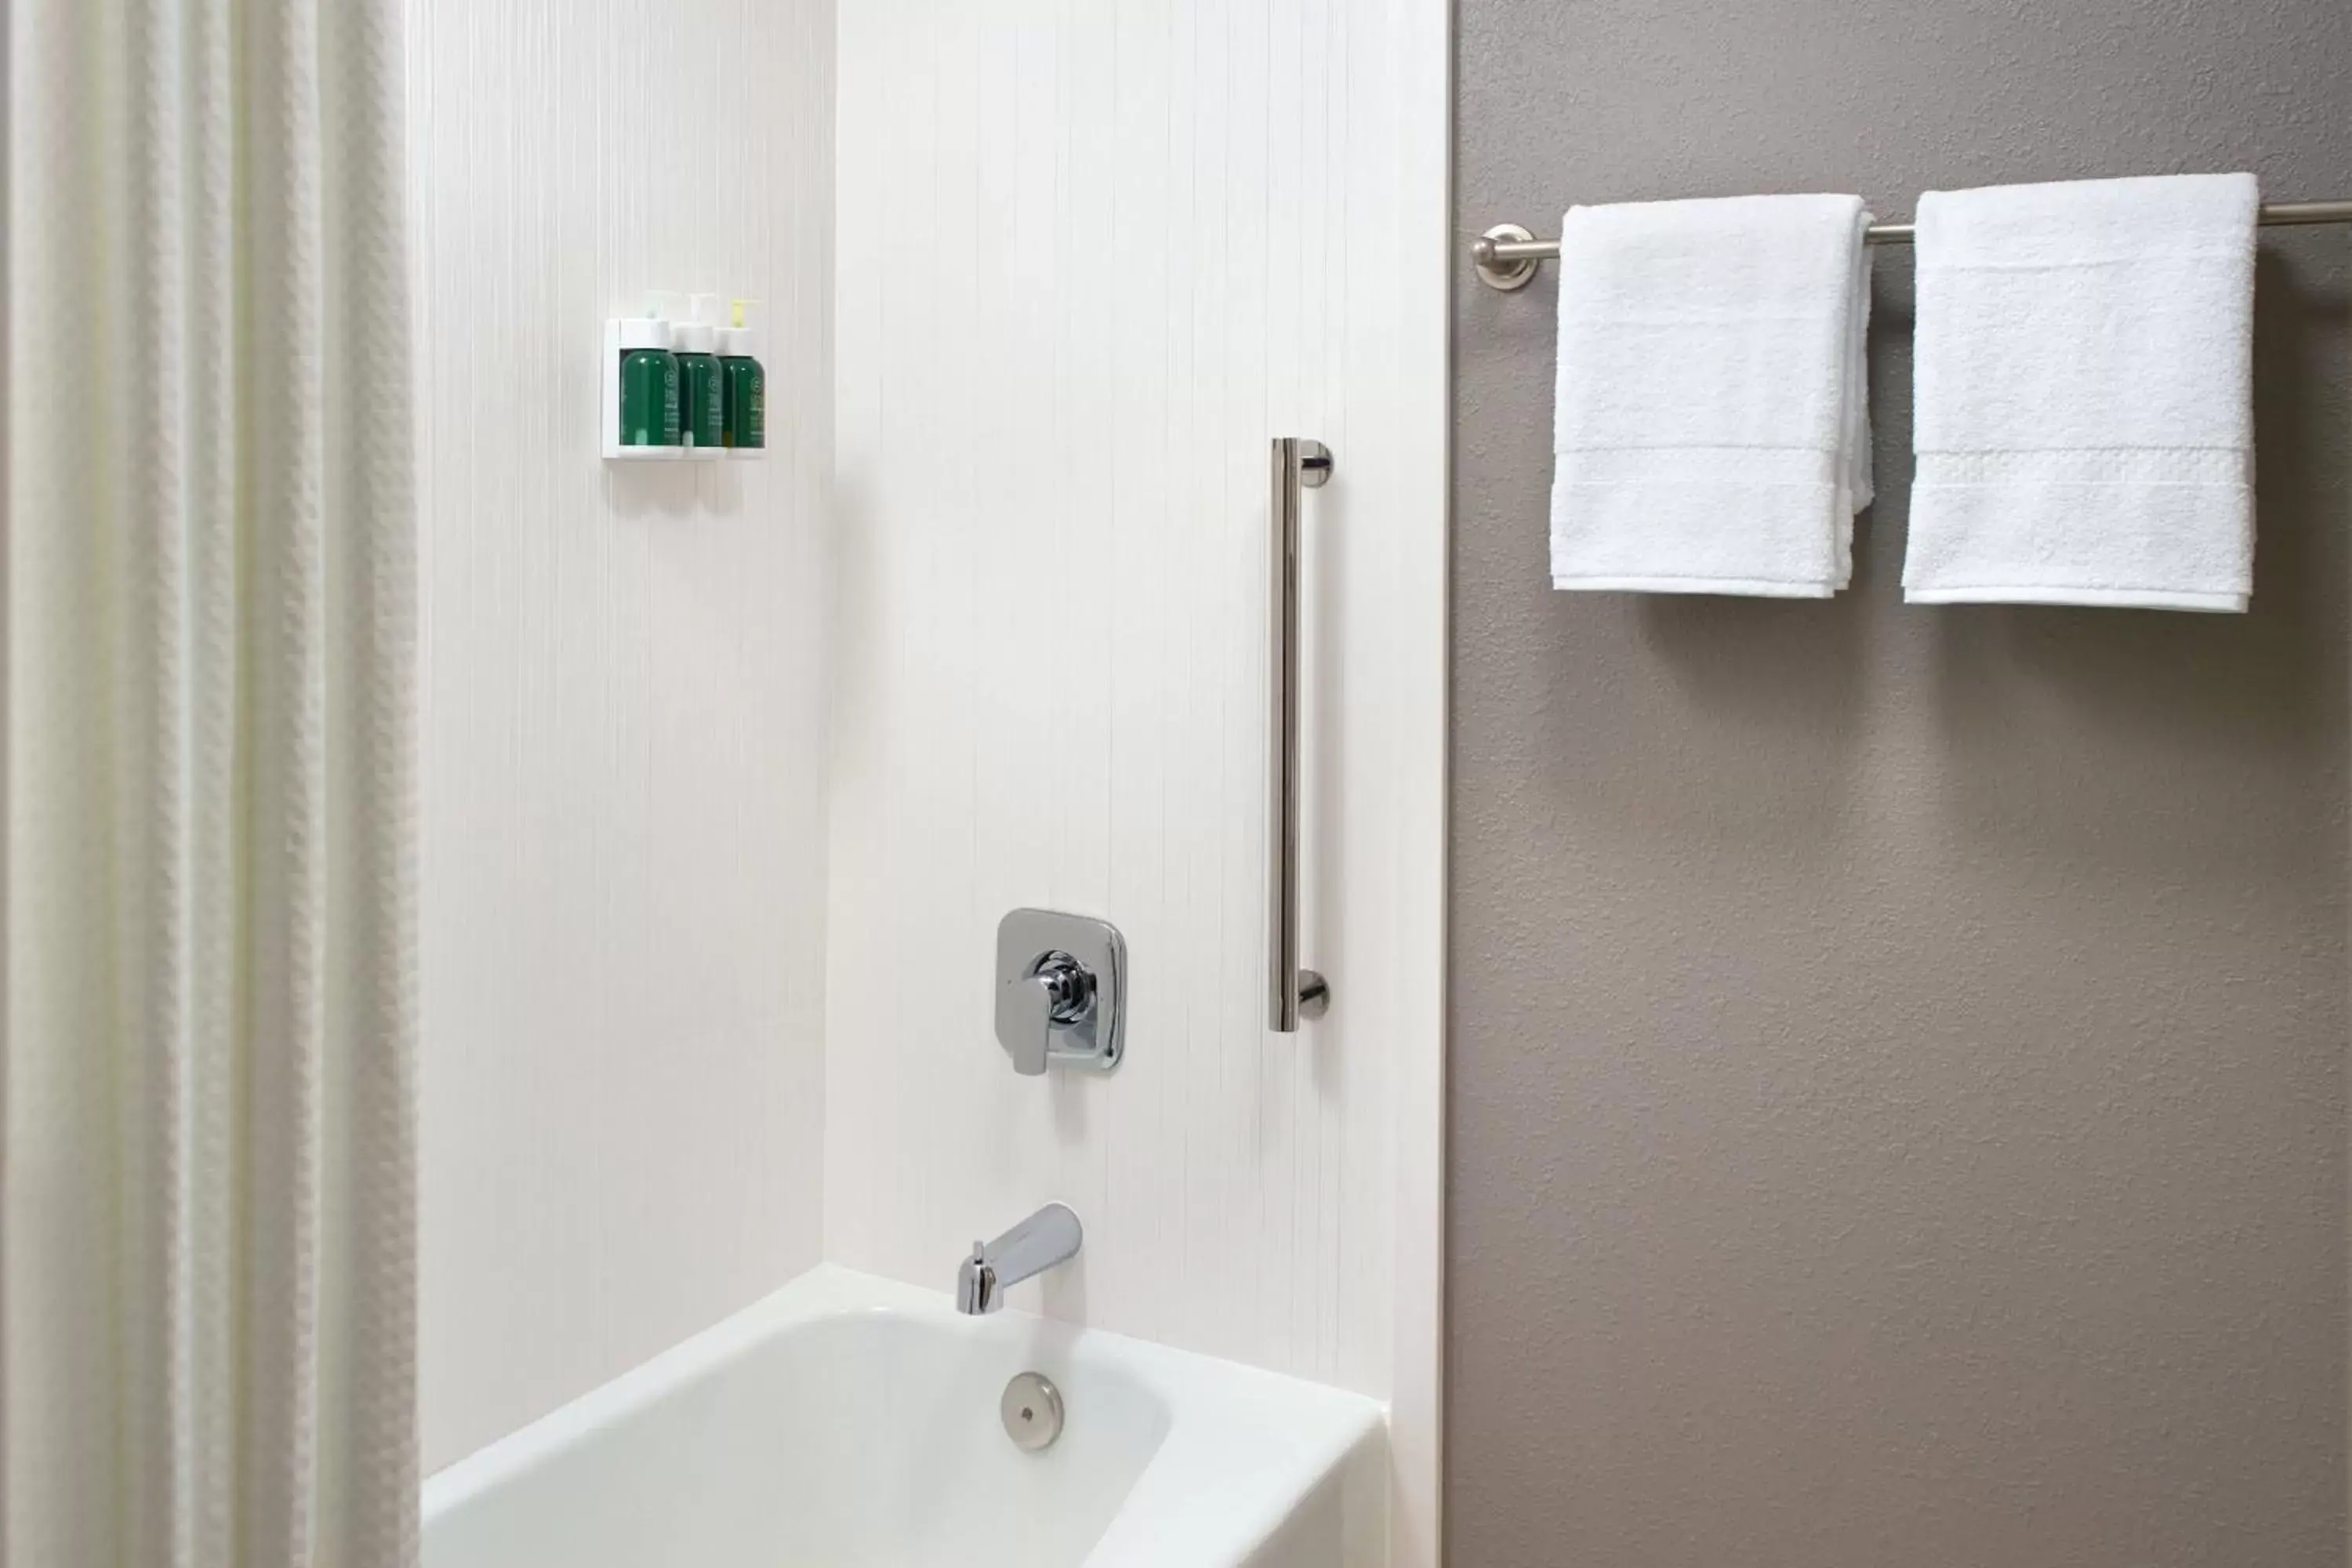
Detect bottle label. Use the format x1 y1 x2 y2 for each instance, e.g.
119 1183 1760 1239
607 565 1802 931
680 354 724 449
722 357 766 449
619 350 682 446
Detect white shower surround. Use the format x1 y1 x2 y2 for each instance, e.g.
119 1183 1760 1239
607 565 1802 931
414 0 1446 1558
412 0 837 1469
825 2 1449 1559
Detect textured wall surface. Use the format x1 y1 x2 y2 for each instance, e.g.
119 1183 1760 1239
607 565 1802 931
1450 3 2350 1563
826 0 1446 1512
410 0 833 1471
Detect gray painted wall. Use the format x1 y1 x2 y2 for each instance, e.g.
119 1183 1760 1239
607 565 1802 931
1447 4 2350 1563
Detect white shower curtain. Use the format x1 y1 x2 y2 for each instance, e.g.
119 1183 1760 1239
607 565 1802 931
3 3 419 1566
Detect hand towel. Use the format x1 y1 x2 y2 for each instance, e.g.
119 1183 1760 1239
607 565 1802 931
1551 194 1875 597
1903 173 2259 611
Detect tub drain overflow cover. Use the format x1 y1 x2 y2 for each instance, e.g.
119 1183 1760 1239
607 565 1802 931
1000 1371 1065 1453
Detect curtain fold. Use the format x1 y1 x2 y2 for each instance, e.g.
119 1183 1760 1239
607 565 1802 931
3 2 419 1565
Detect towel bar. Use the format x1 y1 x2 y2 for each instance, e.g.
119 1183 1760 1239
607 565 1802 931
1470 199 2352 291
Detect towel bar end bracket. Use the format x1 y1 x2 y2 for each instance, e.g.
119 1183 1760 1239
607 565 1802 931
1472 223 1542 292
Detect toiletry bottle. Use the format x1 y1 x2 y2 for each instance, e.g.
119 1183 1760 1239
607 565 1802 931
719 299 765 453
615 303 681 448
675 294 725 454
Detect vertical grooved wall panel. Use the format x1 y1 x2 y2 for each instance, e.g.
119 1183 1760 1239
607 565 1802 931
412 0 834 1472
829 0 1442 1412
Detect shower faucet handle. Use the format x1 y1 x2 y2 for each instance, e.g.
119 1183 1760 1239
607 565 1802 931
997 967 1055 1076
994 910 1127 1076
996 953 1091 1076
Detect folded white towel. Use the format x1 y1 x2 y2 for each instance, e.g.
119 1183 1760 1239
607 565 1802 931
1903 173 2259 611
1551 194 1875 597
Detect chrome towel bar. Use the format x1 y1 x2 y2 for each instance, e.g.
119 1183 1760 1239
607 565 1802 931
1471 199 2352 291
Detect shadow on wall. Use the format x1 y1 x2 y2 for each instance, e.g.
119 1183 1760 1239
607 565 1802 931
1309 463 1353 1105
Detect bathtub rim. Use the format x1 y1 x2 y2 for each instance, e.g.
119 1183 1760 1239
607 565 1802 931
423 1261 1389 1565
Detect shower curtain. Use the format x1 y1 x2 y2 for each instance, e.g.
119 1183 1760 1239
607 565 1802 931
3 2 418 1566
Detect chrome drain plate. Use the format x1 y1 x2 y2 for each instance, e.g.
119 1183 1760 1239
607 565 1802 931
1000 1371 1064 1453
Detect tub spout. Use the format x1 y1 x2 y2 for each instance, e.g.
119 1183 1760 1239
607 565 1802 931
955 1202 1082 1315
956 1245 995 1314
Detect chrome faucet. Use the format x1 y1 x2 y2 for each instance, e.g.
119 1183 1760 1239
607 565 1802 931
956 1202 1083 1314
995 911 1127 1076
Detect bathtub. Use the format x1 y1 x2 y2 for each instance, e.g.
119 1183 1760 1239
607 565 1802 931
423 1265 1388 1567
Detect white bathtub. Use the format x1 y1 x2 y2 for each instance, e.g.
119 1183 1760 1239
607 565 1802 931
423 1265 1388 1567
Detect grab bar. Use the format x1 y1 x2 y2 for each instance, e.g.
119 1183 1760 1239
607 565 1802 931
1269 437 1333 1032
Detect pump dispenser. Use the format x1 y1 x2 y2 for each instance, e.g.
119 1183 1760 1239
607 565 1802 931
718 298 765 456
604 294 682 457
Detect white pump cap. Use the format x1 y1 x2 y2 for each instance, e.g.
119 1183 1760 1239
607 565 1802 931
615 316 672 351
618 291 677 352
675 292 723 354
717 297 762 358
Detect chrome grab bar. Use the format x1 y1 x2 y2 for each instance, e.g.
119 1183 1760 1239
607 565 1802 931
1269 437 1333 1032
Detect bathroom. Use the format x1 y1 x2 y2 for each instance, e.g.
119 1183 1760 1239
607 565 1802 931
2 0 2344 1565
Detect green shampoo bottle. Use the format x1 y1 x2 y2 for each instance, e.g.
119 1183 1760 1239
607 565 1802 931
615 310 681 449
719 298 765 455
675 294 725 455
